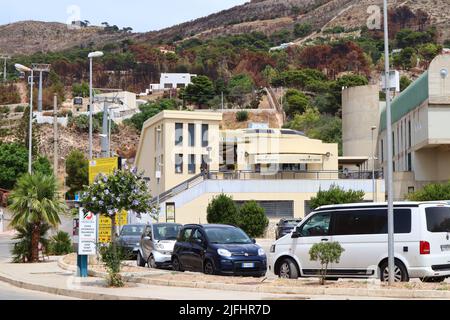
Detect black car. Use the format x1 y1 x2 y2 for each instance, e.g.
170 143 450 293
275 218 302 240
116 224 146 258
172 224 267 277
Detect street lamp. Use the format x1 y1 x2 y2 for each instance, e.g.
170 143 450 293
88 51 104 160
15 63 33 174
371 126 377 203
383 0 395 285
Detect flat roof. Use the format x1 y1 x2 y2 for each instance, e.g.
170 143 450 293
338 156 370 165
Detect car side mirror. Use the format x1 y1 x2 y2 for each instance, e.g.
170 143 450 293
252 239 256 244
291 227 302 239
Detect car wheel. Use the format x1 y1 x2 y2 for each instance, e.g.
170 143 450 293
137 251 146 267
148 255 157 269
278 258 299 279
172 256 184 272
380 260 409 282
420 276 446 283
204 260 215 275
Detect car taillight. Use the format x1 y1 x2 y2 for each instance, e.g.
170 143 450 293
420 241 430 255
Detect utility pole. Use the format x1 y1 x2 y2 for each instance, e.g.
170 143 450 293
0 55 10 82
31 64 51 113
383 0 395 285
53 94 58 177
101 101 109 158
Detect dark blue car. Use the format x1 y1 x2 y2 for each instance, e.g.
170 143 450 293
172 224 267 277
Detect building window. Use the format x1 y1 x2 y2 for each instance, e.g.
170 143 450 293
175 123 183 146
282 164 307 172
407 153 412 172
188 124 195 147
202 124 209 147
392 132 395 155
175 154 183 174
393 161 396 172
408 120 411 149
188 155 196 174
380 139 384 162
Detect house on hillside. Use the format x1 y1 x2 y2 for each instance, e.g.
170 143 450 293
149 73 197 93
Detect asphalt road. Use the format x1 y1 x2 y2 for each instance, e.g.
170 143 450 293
0 234 76 300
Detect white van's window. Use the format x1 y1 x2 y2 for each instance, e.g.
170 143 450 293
426 207 450 233
332 209 411 235
299 213 331 237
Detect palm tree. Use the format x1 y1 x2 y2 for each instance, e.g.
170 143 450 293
9 173 67 262
11 223 51 263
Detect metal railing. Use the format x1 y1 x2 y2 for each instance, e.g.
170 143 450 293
152 169 384 205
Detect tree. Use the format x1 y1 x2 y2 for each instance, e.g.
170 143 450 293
0 143 28 190
9 173 66 262
48 231 72 255
400 76 412 92
309 242 345 285
33 156 53 176
72 82 90 98
283 89 310 118
309 185 365 210
11 223 51 263
227 74 254 107
80 167 155 244
236 110 249 122
124 99 177 131
184 75 215 108
207 194 239 226
407 182 450 201
65 150 88 199
294 23 312 38
237 201 269 238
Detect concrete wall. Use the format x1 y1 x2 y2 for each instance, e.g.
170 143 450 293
428 54 450 105
156 179 386 225
342 84 380 170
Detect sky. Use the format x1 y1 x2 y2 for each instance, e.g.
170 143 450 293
2 0 249 32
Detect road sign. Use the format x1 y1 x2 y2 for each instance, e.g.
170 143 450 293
88 157 119 185
78 208 97 255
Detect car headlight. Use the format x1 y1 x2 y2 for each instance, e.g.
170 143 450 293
217 248 232 257
270 245 276 253
258 248 266 256
136 242 140 247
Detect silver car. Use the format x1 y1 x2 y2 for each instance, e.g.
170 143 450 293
137 223 182 268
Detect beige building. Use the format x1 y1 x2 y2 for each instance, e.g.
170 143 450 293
135 111 384 229
342 52 450 200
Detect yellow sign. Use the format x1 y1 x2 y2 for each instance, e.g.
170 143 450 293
89 157 119 185
98 211 128 243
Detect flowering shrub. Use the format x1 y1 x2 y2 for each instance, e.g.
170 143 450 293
80 166 156 223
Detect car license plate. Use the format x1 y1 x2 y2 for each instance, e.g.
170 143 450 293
441 245 450 252
242 263 255 268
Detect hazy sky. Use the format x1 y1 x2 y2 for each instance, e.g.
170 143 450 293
2 0 249 32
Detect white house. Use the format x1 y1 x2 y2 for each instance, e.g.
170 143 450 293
150 73 197 92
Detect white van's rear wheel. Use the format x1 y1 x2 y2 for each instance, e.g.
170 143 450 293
278 258 299 279
380 260 409 282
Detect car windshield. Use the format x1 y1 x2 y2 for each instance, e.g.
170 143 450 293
205 227 252 244
282 220 302 226
153 224 182 241
120 225 144 236
426 207 450 233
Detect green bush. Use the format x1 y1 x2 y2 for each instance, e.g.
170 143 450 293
237 201 269 238
309 242 345 285
309 185 365 210
100 243 129 287
236 110 249 122
69 114 100 133
407 182 450 201
48 231 73 255
207 194 239 226
14 105 25 113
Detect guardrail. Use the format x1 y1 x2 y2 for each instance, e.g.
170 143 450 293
151 169 383 205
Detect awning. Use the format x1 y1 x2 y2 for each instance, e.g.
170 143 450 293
250 154 323 165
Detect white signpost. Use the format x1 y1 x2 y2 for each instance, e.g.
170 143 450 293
78 208 97 255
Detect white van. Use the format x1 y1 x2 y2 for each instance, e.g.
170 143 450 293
269 202 450 282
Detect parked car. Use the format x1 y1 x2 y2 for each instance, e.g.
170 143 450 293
275 218 303 239
137 223 182 268
269 202 450 282
116 224 146 259
172 224 267 277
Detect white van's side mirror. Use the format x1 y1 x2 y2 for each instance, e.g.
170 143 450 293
291 227 301 238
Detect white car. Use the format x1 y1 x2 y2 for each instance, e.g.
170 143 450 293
269 202 450 282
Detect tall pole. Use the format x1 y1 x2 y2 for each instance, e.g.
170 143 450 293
383 0 395 285
108 109 112 157
53 94 58 177
372 126 377 202
89 57 93 160
101 102 109 158
28 70 34 174
38 71 43 112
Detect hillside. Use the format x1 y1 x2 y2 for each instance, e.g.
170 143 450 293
140 0 450 44
0 21 135 55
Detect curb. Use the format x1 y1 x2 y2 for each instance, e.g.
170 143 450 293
57 256 450 299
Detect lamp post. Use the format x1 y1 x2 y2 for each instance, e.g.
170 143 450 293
371 126 377 202
88 51 104 160
383 0 395 285
15 64 34 174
